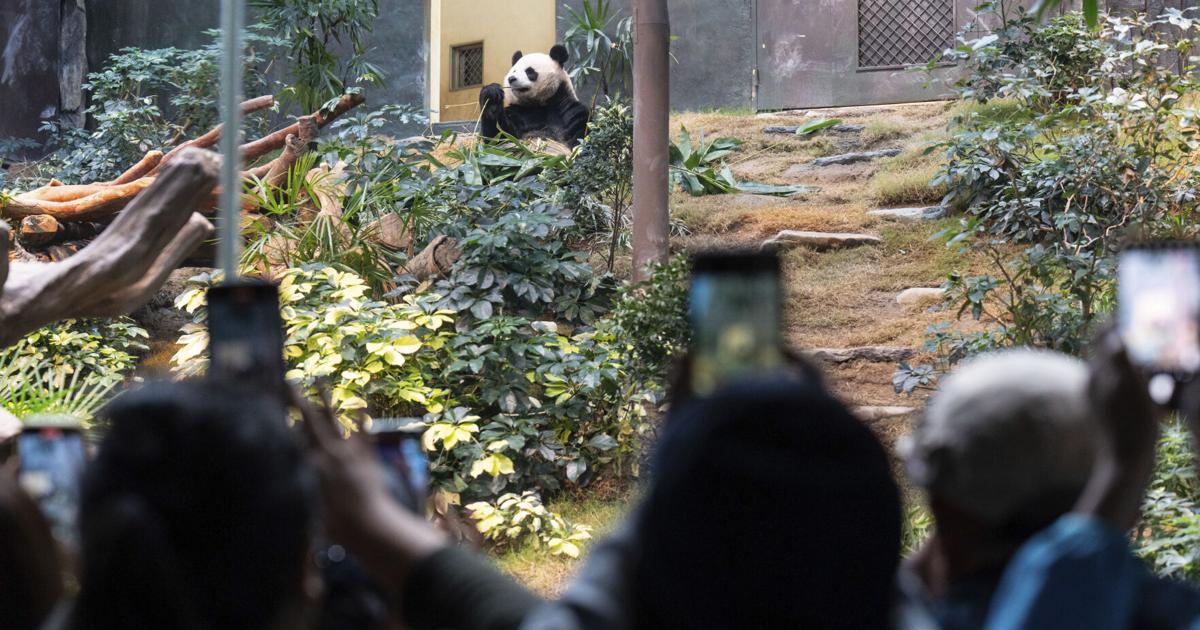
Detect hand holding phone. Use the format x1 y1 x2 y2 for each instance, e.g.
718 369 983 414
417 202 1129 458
207 280 287 399
1118 242 1200 405
18 415 86 546
688 249 785 396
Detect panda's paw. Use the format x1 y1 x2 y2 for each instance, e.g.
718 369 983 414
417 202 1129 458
479 84 505 110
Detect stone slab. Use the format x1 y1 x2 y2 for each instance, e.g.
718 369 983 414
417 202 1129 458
896 287 946 306
806 346 916 364
763 123 866 135
811 148 903 167
763 230 883 250
868 206 947 221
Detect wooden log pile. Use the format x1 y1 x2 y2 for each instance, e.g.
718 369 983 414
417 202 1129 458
1 93 366 263
0 150 218 348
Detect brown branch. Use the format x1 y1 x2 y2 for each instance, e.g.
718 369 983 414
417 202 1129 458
259 117 319 190
105 150 164 185
0 149 218 348
4 178 157 222
240 92 365 164
150 95 276 175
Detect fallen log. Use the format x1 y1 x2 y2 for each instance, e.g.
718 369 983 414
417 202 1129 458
105 150 164 185
3 178 156 221
150 95 276 175
240 92 365 164
0 149 218 348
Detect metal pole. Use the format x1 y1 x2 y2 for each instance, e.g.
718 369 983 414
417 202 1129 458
217 0 245 282
631 0 671 282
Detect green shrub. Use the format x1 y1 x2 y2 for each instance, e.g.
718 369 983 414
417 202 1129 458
467 491 593 557
0 319 147 421
172 266 452 423
40 30 282 183
897 8 1200 393
250 0 384 111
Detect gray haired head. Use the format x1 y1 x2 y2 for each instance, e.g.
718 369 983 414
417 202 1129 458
901 349 1095 526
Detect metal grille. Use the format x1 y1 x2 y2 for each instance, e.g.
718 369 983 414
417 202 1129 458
858 0 954 69
452 43 484 90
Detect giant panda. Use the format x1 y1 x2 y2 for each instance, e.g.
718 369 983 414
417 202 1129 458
478 45 591 148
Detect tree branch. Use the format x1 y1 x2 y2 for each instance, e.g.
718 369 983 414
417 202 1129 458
0 149 218 348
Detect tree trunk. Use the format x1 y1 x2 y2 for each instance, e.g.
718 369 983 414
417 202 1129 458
0 149 218 348
631 0 671 281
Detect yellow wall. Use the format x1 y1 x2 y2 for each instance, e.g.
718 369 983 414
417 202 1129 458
429 0 557 123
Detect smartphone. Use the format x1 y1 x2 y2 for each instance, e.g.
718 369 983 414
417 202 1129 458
18 415 86 546
367 418 429 514
1118 242 1200 405
689 249 785 396
207 280 287 399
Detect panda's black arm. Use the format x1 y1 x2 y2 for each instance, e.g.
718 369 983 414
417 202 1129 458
561 101 592 148
478 83 508 140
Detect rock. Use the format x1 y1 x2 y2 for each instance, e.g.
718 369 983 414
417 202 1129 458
806 346 916 364
367 213 412 250
896 287 946 307
130 266 212 340
763 230 882 250
867 206 946 221
811 148 902 167
763 123 866 135
854 406 918 421
19 215 61 248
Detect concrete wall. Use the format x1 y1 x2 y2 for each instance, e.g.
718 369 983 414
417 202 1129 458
0 0 65 150
556 0 757 112
2 0 427 144
431 0 556 122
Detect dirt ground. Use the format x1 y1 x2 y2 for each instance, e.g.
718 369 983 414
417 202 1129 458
672 102 991 454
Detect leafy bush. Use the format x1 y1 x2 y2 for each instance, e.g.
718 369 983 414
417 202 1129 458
669 126 815 197
561 0 634 104
561 101 633 269
39 30 282 183
249 0 383 111
172 266 452 424
897 8 1200 391
1136 421 1200 581
0 319 147 421
466 491 593 557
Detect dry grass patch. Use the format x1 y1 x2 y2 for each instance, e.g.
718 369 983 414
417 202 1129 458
869 163 946 206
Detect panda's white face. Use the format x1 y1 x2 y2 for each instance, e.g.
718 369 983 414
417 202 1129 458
505 52 575 107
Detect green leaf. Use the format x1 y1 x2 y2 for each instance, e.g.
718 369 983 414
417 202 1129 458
794 118 843 136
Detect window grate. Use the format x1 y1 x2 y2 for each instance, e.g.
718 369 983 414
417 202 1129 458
858 0 955 69
452 43 484 90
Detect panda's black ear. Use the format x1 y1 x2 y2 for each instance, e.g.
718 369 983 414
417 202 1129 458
550 45 569 66
512 50 524 66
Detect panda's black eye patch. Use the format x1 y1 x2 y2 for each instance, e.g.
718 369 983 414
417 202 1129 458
525 68 539 82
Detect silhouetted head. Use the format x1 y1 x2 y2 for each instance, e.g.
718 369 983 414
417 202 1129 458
71 380 317 630
0 472 64 630
902 349 1094 544
635 376 902 629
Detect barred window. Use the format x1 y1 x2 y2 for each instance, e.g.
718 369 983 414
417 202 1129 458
452 43 484 90
858 0 955 69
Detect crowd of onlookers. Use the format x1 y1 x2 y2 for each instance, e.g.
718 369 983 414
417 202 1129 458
4 329 1200 629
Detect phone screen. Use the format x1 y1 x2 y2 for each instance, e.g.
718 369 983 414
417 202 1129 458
368 418 429 514
1119 246 1200 375
18 425 86 545
689 250 785 396
207 281 287 398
